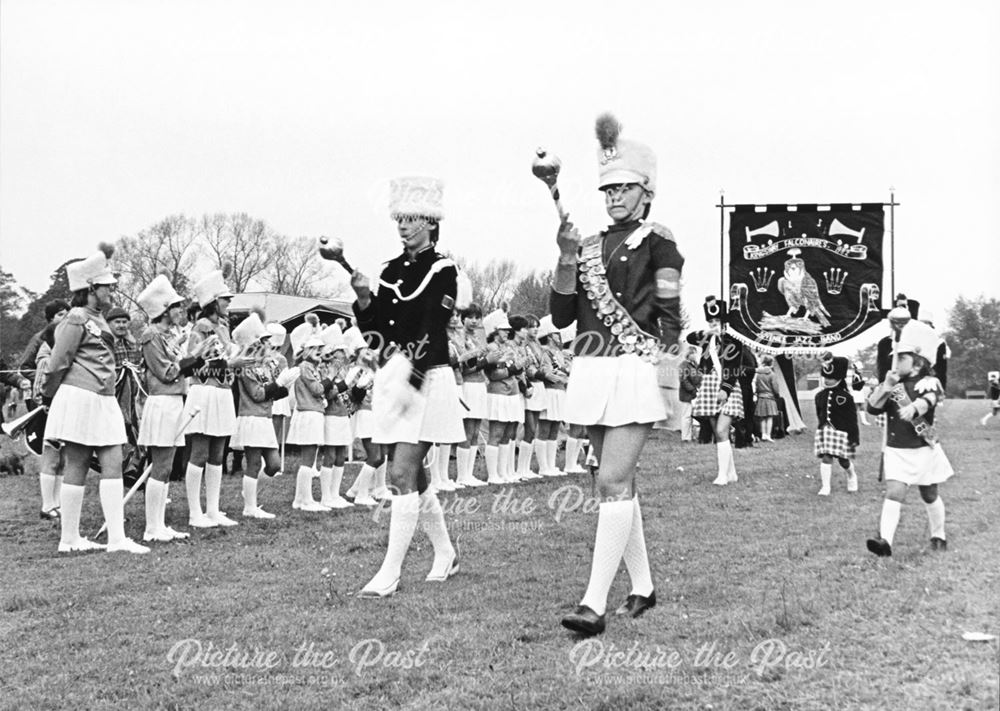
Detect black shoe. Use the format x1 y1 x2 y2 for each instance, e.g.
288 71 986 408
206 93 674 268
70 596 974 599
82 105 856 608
930 537 947 551
40 508 60 521
615 591 657 618
561 605 606 636
866 537 892 557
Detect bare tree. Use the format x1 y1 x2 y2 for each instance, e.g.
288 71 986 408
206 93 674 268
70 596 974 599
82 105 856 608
508 270 552 318
451 255 519 311
264 235 328 297
201 213 276 292
115 214 200 307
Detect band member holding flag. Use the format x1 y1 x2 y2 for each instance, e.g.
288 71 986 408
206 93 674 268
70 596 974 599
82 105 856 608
136 275 208 541
548 114 684 635
351 176 467 598
42 243 149 554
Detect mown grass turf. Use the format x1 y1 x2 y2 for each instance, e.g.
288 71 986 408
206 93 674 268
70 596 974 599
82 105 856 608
1 400 998 710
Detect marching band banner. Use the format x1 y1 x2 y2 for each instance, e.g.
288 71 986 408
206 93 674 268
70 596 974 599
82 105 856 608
727 204 884 354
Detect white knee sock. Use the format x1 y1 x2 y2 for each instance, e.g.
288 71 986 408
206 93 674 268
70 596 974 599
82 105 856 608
374 460 388 492
319 466 334 500
363 492 420 591
879 499 902 545
204 463 224 516
144 479 165 535
294 465 316 504
924 497 946 539
330 465 345 498
714 442 732 485
60 483 85 544
518 441 533 475
497 444 510 482
185 463 204 517
622 497 654 597
579 500 635 616
565 437 580 470
818 463 832 496
99 479 127 546
40 473 58 512
486 445 501 483
505 442 517 478
242 475 258 511
439 444 453 483
419 490 456 577
546 440 559 473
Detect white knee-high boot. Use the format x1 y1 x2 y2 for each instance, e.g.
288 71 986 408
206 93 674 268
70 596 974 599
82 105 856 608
359 492 420 597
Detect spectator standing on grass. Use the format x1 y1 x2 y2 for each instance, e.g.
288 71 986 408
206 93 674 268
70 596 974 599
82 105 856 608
980 371 999 427
17 300 70 400
866 316 953 557
32 325 64 520
753 355 782 442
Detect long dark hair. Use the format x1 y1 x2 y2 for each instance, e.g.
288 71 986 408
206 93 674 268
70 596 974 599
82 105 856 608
199 301 219 320
70 288 89 308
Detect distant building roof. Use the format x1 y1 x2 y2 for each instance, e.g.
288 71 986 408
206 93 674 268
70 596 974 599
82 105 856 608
229 292 353 325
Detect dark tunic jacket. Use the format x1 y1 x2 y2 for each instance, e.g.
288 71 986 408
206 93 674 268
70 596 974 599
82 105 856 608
815 384 860 446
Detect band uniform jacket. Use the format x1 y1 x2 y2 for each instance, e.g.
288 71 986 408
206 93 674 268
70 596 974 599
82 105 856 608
815 383 860 446
685 331 746 396
43 307 117 399
353 246 458 390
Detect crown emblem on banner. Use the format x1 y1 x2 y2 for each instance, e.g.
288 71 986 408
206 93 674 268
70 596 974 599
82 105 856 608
824 268 848 294
749 267 775 292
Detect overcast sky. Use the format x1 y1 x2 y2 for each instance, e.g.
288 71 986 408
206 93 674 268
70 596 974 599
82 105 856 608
2 0 998 352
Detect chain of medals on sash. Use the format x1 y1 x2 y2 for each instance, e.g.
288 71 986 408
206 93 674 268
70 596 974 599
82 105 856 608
578 234 661 363
887 383 938 444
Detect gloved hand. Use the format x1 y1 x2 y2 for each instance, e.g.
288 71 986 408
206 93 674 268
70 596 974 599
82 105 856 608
276 367 301 388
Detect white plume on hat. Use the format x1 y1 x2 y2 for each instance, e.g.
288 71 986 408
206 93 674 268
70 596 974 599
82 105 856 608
290 322 324 355
66 242 117 292
193 270 235 308
455 270 473 311
389 176 444 221
595 113 657 193
537 315 558 340
320 324 346 351
896 320 940 359
265 322 287 347
482 309 511 336
232 313 269 346
343 326 368 352
137 274 183 320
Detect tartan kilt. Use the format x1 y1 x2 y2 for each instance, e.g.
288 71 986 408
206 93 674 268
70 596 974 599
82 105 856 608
814 425 856 459
691 371 744 420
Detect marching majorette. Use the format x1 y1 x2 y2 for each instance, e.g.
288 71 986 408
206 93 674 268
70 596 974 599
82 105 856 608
318 324 356 509
286 322 329 512
351 175 466 598
231 313 298 518
687 297 746 486
343 326 388 503
264 322 292 454
813 356 860 496
454 304 489 487
483 309 525 484
42 243 149 553
980 371 999 427
536 315 569 476
866 318 954 556
183 267 250 528
550 114 684 636
136 275 207 541
513 314 548 480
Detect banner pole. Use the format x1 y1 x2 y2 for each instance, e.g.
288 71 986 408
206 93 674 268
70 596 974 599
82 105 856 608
718 189 725 297
889 187 896 297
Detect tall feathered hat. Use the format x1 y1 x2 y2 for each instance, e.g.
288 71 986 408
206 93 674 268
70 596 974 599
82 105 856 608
595 113 657 193
289 321 323 356
137 274 184 320
703 296 728 322
320 324 346 353
66 242 117 292
232 313 269 346
389 177 444 221
193 264 235 308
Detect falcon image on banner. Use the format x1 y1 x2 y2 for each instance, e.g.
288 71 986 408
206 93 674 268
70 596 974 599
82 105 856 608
727 204 884 353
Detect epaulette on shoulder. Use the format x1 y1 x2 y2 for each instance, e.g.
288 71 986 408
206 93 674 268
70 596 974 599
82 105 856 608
138 327 159 345
65 308 89 325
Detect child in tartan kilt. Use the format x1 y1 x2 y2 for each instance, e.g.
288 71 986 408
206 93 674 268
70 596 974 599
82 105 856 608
813 356 859 496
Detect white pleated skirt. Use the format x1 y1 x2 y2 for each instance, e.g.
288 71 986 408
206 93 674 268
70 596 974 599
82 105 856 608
352 409 376 439
461 381 488 419
286 410 325 445
45 384 127 447
184 384 237 437
487 393 525 424
272 395 292 417
373 365 465 445
524 382 548 412
564 354 666 427
232 415 279 450
541 388 566 422
137 394 185 447
884 445 954 486
324 415 354 446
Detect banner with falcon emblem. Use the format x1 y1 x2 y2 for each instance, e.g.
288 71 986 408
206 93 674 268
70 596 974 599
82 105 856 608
727 204 884 353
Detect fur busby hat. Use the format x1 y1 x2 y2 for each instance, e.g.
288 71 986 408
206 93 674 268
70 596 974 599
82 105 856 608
703 296 728 322
896 320 940 360
193 267 235 308
137 275 184 320
595 113 657 193
232 313 270 346
66 243 117 292
389 177 444 221
821 356 849 382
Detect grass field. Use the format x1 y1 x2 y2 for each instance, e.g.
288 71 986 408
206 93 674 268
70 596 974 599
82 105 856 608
1 400 998 710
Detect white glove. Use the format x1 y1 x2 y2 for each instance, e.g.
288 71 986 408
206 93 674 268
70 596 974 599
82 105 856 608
276 367 301 388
